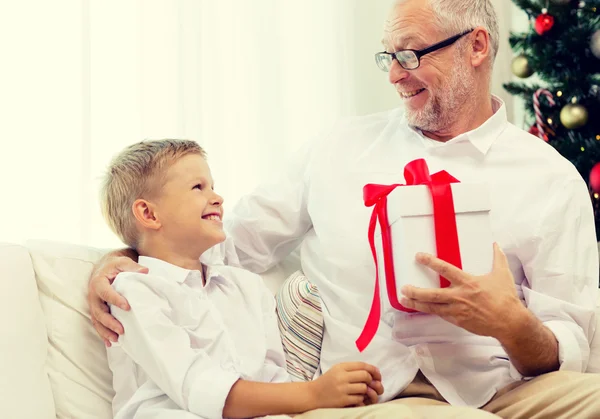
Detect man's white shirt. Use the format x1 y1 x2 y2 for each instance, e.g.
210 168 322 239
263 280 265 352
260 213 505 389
228 96 599 407
107 256 290 419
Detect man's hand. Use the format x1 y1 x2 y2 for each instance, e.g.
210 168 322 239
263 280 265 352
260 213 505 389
311 362 384 409
400 243 527 341
87 250 147 347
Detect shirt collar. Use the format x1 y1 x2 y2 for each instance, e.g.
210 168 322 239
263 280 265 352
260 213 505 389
138 256 194 283
406 95 507 156
138 255 224 286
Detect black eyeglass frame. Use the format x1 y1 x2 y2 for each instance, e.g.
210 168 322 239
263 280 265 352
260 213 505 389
376 28 474 71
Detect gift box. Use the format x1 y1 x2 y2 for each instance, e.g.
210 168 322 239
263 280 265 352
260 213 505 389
356 159 493 352
375 181 494 297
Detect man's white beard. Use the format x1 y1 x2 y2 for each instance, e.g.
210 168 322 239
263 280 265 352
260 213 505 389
405 52 474 133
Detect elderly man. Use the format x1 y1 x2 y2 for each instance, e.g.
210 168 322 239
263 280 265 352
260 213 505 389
89 0 600 417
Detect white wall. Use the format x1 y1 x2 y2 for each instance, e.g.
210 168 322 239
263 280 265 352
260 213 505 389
0 0 525 247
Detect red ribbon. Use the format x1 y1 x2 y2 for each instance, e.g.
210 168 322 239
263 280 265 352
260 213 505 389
355 159 462 352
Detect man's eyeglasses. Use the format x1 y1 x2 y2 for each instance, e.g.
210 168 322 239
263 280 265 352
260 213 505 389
375 29 474 72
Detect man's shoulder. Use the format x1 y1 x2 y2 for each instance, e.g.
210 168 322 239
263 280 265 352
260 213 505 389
500 122 583 181
330 107 404 136
313 107 406 155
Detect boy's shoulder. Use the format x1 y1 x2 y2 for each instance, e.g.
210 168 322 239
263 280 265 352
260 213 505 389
111 270 183 299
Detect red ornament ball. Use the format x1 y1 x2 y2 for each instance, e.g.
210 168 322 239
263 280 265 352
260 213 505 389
590 163 600 193
535 13 555 35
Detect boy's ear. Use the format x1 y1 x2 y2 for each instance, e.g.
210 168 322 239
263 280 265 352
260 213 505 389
132 199 161 230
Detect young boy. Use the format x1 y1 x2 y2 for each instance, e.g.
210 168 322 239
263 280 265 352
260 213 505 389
100 139 383 419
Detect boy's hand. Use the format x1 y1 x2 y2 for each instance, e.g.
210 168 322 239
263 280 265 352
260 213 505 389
87 253 147 346
311 362 383 409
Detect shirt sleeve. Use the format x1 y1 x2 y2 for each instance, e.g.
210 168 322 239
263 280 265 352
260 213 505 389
259 280 292 383
519 177 599 374
226 141 314 274
110 273 240 419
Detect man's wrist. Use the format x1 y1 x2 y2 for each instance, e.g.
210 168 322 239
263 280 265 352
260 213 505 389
494 301 532 346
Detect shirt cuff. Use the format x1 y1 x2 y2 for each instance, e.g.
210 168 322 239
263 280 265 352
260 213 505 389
544 320 585 372
188 364 241 419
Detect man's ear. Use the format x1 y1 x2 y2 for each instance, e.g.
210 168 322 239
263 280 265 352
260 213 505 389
132 199 161 230
470 26 491 68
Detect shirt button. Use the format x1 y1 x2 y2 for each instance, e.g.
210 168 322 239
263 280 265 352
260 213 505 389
416 347 424 356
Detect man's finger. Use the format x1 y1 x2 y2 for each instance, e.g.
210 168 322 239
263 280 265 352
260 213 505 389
400 298 450 316
92 318 119 343
415 252 468 284
96 281 130 311
492 242 509 272
401 285 453 304
91 300 125 335
115 258 149 276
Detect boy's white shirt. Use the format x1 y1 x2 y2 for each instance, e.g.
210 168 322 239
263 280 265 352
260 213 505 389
107 254 290 419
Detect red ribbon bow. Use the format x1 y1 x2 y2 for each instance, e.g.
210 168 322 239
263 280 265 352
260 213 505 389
355 159 462 352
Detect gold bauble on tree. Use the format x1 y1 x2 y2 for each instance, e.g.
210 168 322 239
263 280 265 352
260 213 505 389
560 102 589 129
511 55 534 78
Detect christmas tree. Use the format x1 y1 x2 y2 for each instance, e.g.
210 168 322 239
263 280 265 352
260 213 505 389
504 0 600 238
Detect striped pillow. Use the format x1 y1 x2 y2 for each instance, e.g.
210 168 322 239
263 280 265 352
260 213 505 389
275 271 323 382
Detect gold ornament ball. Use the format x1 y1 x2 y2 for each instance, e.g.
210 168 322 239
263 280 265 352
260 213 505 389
591 30 600 60
511 55 533 78
560 104 589 129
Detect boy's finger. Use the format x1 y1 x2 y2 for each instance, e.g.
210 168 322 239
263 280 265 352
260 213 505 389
361 363 382 382
342 362 381 379
347 370 373 385
348 383 368 395
365 387 379 405
369 380 384 395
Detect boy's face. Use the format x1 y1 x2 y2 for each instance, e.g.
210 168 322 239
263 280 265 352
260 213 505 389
154 153 225 252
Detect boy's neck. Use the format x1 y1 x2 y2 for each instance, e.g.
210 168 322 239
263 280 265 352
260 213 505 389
138 243 204 273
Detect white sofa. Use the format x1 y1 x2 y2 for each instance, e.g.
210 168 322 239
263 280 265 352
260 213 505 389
2 240 599 419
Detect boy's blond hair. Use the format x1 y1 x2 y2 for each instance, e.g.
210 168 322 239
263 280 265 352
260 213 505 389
100 139 206 248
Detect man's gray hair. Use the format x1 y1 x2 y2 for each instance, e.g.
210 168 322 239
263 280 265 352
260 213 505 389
428 0 499 63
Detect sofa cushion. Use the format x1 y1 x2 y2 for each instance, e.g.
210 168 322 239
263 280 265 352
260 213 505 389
275 271 323 381
27 240 113 419
0 243 56 419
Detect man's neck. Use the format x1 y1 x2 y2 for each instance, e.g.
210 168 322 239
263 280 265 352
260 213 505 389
421 94 494 143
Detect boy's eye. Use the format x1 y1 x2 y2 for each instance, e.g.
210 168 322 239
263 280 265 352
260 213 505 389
193 184 202 190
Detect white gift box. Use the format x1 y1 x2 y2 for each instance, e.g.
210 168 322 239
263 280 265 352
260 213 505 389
375 182 494 305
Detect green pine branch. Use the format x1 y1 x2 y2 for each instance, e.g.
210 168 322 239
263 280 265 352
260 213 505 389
510 0 542 15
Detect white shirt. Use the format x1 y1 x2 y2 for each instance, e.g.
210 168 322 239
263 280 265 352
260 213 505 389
228 96 599 407
107 256 290 419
